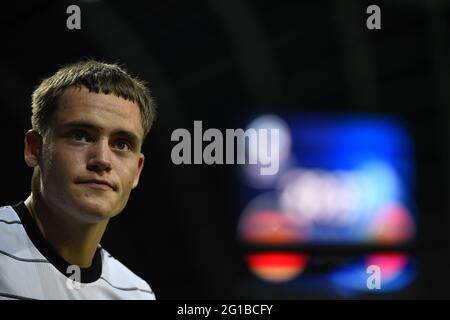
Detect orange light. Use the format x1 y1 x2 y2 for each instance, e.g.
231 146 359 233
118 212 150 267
239 211 309 245
245 252 308 283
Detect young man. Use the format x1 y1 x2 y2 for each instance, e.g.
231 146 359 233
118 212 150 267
0 60 157 299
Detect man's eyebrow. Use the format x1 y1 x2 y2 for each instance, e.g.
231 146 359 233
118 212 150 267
57 121 142 145
113 130 142 146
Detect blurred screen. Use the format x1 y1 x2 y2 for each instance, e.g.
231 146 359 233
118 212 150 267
235 113 417 298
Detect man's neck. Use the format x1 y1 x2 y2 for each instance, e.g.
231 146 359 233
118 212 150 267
24 194 108 268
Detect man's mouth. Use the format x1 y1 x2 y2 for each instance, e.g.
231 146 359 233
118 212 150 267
76 179 115 191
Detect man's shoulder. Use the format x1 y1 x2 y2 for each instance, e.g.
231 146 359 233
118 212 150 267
0 205 18 219
0 204 46 264
99 248 155 299
0 204 25 240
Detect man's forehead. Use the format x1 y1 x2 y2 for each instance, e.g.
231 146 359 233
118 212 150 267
54 87 144 138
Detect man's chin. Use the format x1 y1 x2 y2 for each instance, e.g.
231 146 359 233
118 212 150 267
73 200 117 223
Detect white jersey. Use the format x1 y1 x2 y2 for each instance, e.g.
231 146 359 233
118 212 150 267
0 202 155 300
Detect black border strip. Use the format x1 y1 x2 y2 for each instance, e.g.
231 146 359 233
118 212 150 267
0 292 38 300
100 277 153 294
0 219 22 225
0 249 49 263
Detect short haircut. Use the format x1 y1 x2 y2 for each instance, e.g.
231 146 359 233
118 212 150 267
31 59 157 139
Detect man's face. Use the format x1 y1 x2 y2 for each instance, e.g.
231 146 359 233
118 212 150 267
35 86 145 223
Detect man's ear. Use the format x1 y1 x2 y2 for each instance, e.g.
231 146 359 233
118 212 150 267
132 153 145 189
24 130 43 168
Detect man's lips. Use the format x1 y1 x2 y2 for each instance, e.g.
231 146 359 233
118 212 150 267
76 179 115 191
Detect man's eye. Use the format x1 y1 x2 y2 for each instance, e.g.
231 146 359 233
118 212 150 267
68 131 89 142
113 140 131 151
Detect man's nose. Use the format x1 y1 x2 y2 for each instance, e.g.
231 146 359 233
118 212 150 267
87 139 112 172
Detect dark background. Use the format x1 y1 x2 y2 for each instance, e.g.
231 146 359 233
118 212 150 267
1 0 450 299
